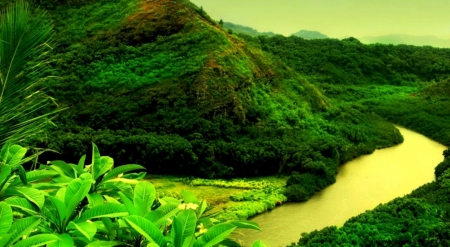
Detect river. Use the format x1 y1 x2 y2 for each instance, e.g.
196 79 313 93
241 126 447 247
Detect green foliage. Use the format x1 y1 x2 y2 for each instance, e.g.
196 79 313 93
251 35 450 85
1 142 264 246
0 0 64 145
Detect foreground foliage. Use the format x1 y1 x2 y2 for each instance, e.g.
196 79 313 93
0 142 264 246
0 0 63 146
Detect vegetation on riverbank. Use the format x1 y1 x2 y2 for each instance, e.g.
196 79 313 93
146 175 287 221
288 149 450 247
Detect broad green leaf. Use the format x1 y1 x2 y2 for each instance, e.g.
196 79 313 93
147 203 180 228
16 165 27 185
48 160 75 178
12 234 60 247
173 210 197 247
197 200 207 218
64 173 91 220
7 216 41 246
6 145 27 167
103 196 121 204
9 170 58 186
182 236 194 247
159 197 181 205
5 187 45 209
118 192 138 215
91 143 102 181
102 180 133 192
228 220 261 231
78 203 128 221
124 215 166 246
0 202 12 234
55 187 66 202
0 233 11 247
101 218 116 240
95 156 114 180
32 182 64 190
193 223 236 247
181 190 199 204
87 193 104 207
4 197 38 215
134 181 156 217
85 241 124 247
68 221 97 241
48 233 74 247
0 166 11 186
46 196 67 224
0 142 10 164
77 155 86 176
101 164 146 184
251 240 267 247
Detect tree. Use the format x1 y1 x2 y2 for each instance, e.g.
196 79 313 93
0 0 64 145
219 19 224 26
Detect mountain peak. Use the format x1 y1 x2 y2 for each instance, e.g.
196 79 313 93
291 30 329 39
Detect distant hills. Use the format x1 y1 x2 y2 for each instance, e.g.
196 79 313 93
291 30 329 39
223 22 277 37
358 34 450 48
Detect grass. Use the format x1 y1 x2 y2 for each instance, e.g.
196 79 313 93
145 174 288 220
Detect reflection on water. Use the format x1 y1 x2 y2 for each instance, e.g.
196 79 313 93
240 126 447 247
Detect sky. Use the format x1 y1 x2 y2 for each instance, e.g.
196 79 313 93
189 0 450 39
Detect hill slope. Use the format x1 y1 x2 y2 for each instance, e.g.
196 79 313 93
291 30 329 39
26 0 401 198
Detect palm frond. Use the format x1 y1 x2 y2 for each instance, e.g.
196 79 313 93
0 0 65 145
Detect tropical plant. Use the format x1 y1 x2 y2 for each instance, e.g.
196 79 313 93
0 142 57 210
0 0 64 146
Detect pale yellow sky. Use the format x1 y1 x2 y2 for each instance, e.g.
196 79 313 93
190 0 450 39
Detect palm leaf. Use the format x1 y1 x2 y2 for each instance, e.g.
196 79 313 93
0 0 65 145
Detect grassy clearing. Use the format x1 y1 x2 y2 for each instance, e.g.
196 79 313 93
145 174 288 221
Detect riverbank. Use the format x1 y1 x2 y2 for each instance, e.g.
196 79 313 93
240 126 447 246
145 175 288 221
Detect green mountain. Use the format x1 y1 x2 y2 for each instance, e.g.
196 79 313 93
291 30 329 39
223 22 277 37
19 0 402 202
359 34 450 48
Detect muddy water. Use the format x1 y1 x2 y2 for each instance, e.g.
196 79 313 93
241 126 447 247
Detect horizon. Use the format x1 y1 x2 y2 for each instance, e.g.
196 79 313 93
190 0 450 40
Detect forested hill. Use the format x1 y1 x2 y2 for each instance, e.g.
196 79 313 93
239 35 450 85
18 0 401 198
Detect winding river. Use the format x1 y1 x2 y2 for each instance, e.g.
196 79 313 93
241 126 447 247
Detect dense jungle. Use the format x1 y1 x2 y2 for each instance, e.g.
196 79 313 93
2 0 450 246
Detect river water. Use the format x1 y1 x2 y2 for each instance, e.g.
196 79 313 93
241 126 447 247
